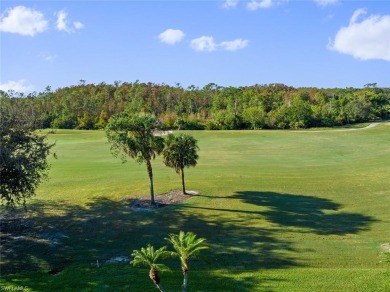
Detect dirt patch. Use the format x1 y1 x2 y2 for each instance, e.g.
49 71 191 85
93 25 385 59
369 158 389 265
40 231 69 247
126 190 199 210
105 256 130 264
0 215 33 256
0 215 33 233
380 243 390 252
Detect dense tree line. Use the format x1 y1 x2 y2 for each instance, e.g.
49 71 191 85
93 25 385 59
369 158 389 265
1 81 389 130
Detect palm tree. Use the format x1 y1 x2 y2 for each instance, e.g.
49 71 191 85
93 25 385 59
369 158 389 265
106 112 164 205
162 134 199 194
130 244 173 292
166 231 208 292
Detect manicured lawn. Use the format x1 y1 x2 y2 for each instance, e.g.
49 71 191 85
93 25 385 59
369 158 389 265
1 124 390 291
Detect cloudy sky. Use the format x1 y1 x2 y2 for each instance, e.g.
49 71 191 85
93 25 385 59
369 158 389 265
1 1 389 93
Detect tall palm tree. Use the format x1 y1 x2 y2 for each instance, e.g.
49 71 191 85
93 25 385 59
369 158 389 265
131 244 173 292
162 134 199 194
166 231 208 292
106 112 164 205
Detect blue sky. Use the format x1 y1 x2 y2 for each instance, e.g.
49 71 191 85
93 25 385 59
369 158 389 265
1 1 389 93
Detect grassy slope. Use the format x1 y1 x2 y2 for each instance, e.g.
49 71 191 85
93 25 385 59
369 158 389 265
1 125 390 291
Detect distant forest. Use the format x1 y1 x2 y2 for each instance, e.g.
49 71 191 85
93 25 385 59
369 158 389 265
1 81 389 130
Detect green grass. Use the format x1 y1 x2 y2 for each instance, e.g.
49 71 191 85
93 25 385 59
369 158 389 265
1 124 390 291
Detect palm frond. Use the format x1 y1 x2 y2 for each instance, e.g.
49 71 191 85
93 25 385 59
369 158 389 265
131 244 174 269
162 134 199 172
166 231 208 271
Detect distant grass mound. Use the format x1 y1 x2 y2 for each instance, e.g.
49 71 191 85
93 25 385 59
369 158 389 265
1 125 390 291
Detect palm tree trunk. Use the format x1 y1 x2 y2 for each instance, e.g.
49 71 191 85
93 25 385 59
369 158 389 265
146 159 155 205
182 271 189 292
149 267 165 292
156 283 165 292
181 167 186 194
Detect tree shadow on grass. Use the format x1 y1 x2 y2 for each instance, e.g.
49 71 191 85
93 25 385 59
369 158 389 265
2 191 374 290
1 195 296 291
232 191 378 236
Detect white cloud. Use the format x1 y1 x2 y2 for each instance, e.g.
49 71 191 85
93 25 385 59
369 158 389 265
314 0 339 6
0 6 48 36
158 29 185 45
328 9 390 61
0 80 34 93
39 52 57 62
247 0 273 10
191 36 217 52
55 10 84 33
191 36 248 52
220 38 249 51
223 0 239 9
56 10 67 31
74 21 84 30
349 8 366 25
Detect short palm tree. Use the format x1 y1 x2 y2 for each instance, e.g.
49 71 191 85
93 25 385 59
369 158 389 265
130 244 173 292
162 134 199 194
166 231 208 292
